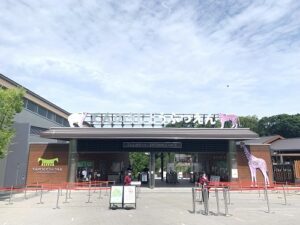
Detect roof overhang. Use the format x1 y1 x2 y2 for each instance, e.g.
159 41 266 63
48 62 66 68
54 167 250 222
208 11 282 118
40 128 258 140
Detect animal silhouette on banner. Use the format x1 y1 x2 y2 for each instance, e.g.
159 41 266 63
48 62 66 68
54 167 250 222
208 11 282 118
240 142 270 186
219 113 239 128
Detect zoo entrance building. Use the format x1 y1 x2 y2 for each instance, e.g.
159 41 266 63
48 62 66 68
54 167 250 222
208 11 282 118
1 73 275 188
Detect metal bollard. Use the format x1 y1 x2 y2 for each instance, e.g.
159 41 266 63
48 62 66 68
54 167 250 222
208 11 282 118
105 182 108 196
24 185 27 200
8 186 13 205
68 188 72 199
282 185 287 205
64 188 69 203
86 183 92 203
203 188 209 216
55 188 60 209
223 188 229 216
192 188 196 214
98 183 102 199
39 186 44 204
215 188 220 216
226 187 231 205
36 182 38 196
264 187 270 213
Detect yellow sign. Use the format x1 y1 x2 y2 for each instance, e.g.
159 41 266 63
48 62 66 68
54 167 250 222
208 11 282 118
38 157 59 167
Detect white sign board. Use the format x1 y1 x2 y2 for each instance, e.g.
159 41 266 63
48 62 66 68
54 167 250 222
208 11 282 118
110 186 123 204
123 186 136 204
232 169 239 178
131 181 141 186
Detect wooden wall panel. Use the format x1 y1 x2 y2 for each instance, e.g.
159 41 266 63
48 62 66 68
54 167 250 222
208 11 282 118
236 144 273 185
26 144 69 185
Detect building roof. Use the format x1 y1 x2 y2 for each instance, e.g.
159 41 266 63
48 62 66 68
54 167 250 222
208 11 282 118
242 135 284 145
270 138 300 151
0 73 70 118
40 127 258 140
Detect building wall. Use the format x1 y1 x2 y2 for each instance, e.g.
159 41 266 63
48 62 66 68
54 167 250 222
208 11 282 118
26 143 130 185
0 110 67 187
26 144 69 185
0 123 30 187
237 144 274 185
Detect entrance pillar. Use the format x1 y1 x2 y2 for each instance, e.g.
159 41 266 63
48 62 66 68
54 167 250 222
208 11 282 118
149 152 156 189
161 153 164 181
227 140 238 181
67 139 78 183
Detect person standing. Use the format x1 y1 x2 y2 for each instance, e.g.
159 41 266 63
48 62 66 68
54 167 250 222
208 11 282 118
124 172 132 186
198 172 210 199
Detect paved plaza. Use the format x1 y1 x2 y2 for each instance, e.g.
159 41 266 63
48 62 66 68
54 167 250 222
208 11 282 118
1 187 300 225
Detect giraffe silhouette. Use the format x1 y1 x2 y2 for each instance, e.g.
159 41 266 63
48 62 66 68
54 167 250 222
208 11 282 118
240 142 270 186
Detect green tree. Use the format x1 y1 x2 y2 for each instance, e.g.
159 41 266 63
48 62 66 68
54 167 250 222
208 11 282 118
129 152 149 178
239 115 259 133
0 88 25 158
257 114 300 138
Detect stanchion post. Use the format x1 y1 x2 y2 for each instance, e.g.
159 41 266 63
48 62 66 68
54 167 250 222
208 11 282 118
203 188 209 216
239 180 242 192
223 188 229 216
87 182 92 203
8 186 13 205
264 187 270 213
69 188 72 199
215 188 220 216
64 187 69 203
282 185 287 205
24 185 27 200
192 188 196 214
55 188 60 209
39 186 44 204
98 183 102 199
226 187 231 205
105 182 108 196
36 182 38 196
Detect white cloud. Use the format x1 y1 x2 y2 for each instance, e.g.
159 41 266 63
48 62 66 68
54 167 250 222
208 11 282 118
0 0 300 117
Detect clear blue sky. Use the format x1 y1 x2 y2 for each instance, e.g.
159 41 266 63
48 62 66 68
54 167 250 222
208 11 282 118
1 0 299 117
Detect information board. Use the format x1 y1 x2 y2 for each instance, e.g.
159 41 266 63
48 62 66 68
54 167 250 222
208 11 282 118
110 186 123 204
123 186 136 204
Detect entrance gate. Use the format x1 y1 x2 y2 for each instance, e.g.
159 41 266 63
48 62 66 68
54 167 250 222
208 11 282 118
273 164 294 183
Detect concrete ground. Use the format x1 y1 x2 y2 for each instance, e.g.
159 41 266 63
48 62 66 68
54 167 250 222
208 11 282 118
1 187 300 225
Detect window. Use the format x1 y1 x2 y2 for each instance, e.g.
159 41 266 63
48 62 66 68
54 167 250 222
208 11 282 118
37 106 47 117
26 99 38 112
55 115 63 124
63 118 70 127
46 110 55 120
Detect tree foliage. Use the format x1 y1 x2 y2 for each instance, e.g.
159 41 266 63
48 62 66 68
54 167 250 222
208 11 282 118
0 88 25 158
129 152 149 178
165 114 300 138
239 115 259 133
258 114 300 138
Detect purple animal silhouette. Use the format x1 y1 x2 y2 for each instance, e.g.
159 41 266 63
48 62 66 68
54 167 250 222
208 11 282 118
219 113 239 128
240 142 270 186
